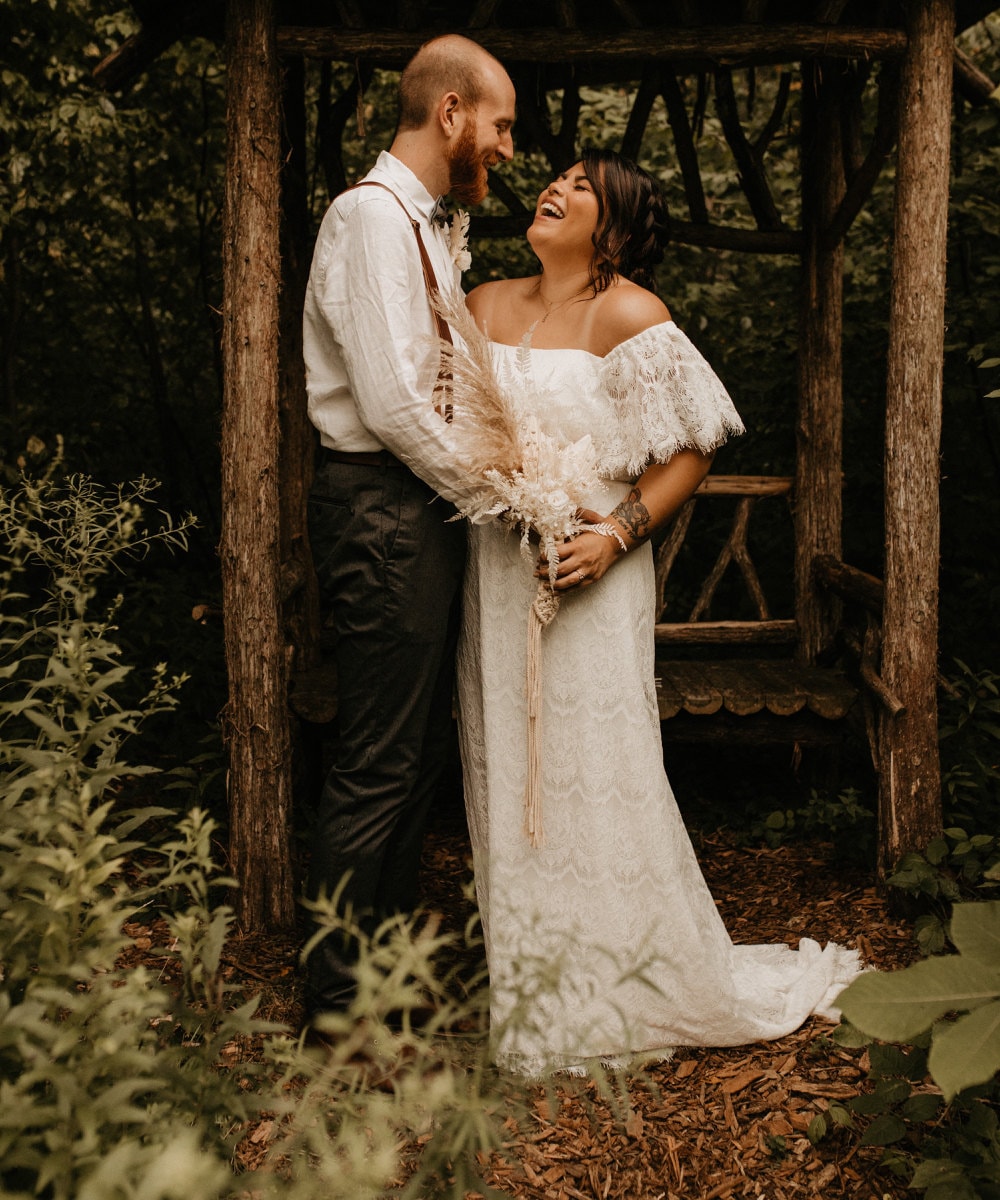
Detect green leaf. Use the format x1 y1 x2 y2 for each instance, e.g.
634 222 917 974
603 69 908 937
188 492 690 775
915 916 947 956
901 1092 943 1122
807 1113 827 1144
963 1100 998 1139
828 1102 855 1128
925 1180 978 1200
949 901 1000 965
870 1042 917 1077
837 958 1000 1042
850 1079 912 1114
830 1019 871 1048
928 1001 1000 1101
859 1113 908 1145
909 1158 968 1188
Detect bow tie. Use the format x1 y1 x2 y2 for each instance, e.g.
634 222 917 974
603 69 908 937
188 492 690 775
430 196 449 227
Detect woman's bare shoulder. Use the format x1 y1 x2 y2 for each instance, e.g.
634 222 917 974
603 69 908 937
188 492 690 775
592 280 672 355
467 276 538 337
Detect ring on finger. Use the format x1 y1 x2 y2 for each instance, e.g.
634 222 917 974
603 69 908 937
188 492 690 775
576 568 586 583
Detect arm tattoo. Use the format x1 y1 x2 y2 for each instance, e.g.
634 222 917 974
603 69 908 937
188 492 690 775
611 486 652 544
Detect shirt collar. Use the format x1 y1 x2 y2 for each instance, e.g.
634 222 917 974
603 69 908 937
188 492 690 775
369 150 445 226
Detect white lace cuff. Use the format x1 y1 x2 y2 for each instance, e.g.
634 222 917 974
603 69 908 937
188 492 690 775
597 321 744 477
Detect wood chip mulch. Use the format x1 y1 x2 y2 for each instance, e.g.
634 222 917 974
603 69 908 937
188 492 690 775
173 801 920 1200
419 821 918 1200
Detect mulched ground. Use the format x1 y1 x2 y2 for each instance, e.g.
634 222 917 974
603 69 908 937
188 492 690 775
133 793 921 1200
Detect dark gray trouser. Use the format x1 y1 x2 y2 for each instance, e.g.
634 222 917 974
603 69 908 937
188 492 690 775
304 454 466 1014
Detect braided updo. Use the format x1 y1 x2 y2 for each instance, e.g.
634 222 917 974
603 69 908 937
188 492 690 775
581 148 668 294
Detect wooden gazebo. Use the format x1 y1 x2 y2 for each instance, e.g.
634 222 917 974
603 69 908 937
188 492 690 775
96 0 997 929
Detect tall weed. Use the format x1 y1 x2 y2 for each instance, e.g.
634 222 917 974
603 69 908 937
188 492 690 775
0 469 511 1199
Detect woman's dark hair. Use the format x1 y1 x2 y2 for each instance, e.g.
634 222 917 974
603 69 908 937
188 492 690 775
580 148 668 294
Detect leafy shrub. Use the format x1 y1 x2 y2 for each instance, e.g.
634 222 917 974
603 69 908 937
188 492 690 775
939 661 1000 832
877 662 1000 952
888 828 1000 954
0 468 513 1199
751 785 875 861
827 902 1000 1199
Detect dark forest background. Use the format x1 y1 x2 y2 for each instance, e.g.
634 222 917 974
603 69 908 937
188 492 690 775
2 2 998 792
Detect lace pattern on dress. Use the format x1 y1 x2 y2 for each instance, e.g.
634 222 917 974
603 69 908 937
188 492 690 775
597 321 745 477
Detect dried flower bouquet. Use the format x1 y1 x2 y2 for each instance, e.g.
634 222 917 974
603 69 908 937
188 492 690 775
433 290 608 847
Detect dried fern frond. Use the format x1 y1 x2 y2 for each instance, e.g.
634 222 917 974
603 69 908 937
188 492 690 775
433 289 524 478
431 287 604 551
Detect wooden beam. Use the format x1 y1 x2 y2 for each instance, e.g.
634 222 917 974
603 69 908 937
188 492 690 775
823 62 899 248
877 0 951 877
696 474 792 495
795 60 845 667
714 66 786 230
621 64 661 162
660 70 709 224
220 0 294 930
812 553 884 614
275 25 909 68
654 619 799 644
954 42 999 105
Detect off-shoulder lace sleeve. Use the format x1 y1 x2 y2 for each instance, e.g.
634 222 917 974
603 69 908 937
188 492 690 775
596 321 744 477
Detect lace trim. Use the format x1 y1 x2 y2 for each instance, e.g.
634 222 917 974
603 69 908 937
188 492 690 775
597 321 745 477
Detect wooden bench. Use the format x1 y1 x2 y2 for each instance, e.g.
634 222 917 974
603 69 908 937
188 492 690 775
652 475 858 744
288 475 861 743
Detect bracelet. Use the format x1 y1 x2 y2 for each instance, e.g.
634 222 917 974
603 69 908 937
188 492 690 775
588 521 629 553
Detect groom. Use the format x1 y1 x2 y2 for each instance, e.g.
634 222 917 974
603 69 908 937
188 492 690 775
301 34 516 1022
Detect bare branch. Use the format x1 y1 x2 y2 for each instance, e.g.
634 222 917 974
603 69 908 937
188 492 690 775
713 66 786 231
621 65 660 162
660 71 708 224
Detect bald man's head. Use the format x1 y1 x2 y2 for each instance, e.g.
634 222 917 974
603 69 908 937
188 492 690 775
397 34 506 132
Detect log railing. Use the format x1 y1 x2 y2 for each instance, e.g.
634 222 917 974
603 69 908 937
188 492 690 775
812 552 903 718
655 474 796 646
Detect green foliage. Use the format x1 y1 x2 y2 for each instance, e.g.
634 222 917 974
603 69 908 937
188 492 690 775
838 903 1000 1103
939 661 1000 830
818 1029 1000 1199
0 466 258 1197
876 661 1000 953
1 0 226 519
750 786 875 861
826 907 1000 1196
0 464 542 1198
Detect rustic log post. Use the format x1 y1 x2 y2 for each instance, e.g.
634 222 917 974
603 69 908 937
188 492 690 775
220 0 295 929
795 61 845 666
877 0 952 876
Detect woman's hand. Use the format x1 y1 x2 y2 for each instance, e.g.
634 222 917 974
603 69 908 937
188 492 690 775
534 513 625 591
533 450 715 592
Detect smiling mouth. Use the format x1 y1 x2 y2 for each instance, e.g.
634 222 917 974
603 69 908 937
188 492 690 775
539 201 564 219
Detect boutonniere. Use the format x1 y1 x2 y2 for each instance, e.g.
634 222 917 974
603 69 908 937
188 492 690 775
449 209 471 271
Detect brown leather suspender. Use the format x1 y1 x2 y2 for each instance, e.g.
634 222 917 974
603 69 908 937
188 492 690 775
347 181 454 418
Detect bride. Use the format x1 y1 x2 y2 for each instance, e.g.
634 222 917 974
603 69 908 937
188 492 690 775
455 148 862 1076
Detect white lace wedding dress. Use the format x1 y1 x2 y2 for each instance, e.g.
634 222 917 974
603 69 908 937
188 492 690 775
456 322 862 1077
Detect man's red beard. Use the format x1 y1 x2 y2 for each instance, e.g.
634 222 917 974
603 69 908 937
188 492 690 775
447 119 493 206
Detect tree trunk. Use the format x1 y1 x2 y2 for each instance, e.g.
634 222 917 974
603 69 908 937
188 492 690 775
795 62 845 666
877 0 952 877
220 0 295 930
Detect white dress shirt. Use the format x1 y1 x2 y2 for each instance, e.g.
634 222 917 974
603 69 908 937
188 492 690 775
303 151 480 510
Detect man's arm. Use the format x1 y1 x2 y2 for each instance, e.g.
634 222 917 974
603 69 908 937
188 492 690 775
312 192 482 510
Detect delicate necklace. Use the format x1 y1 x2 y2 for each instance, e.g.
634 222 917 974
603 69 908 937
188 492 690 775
535 280 589 324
